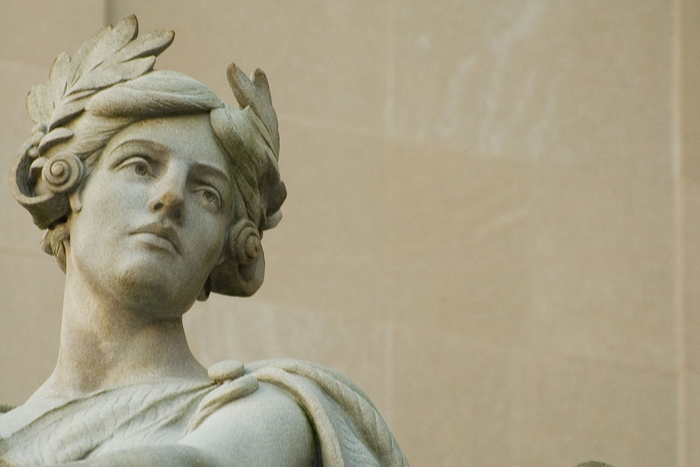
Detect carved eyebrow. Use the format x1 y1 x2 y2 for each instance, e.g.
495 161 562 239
189 162 232 188
104 139 169 166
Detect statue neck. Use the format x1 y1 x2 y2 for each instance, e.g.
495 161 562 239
39 257 208 400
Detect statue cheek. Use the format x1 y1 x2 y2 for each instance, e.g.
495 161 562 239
204 229 229 270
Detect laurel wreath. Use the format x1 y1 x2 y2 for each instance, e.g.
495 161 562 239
26 15 174 159
12 14 281 238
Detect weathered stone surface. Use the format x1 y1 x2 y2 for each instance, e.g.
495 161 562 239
0 15 406 467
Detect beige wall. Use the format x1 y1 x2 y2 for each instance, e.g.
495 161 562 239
0 1 696 465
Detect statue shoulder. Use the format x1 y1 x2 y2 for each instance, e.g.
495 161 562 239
188 358 408 467
181 378 316 466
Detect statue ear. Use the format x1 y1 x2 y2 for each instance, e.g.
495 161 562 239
208 219 265 297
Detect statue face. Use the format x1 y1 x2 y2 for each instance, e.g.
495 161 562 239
67 114 234 316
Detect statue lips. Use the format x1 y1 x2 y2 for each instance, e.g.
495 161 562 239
130 223 183 255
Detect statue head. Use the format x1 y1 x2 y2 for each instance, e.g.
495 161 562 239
9 15 286 300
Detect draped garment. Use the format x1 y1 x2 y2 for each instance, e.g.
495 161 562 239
0 359 408 467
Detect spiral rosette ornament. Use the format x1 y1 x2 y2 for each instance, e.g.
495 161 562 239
9 143 70 229
242 234 262 263
41 153 84 194
231 220 262 265
207 219 265 297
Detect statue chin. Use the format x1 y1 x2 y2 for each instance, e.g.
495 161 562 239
110 265 202 316
115 276 193 316
67 251 200 318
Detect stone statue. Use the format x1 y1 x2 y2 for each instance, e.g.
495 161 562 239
1 16 408 467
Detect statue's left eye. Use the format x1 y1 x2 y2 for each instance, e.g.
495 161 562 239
197 188 221 210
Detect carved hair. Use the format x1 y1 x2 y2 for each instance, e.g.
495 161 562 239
9 15 286 297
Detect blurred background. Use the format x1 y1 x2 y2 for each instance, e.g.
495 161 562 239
0 1 698 465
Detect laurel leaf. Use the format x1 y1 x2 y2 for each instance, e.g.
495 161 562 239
62 89 95 105
227 64 279 157
76 15 138 79
227 63 254 109
69 68 123 94
38 128 74 153
101 29 174 68
48 98 88 131
251 69 279 156
48 53 71 104
30 15 174 133
112 56 157 81
26 84 52 124
70 57 155 95
68 24 111 87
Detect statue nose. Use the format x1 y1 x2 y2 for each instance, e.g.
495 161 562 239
149 190 184 223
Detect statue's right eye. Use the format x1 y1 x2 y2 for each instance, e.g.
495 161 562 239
116 156 154 177
134 163 148 176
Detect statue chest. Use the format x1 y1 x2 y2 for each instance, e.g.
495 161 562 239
0 381 214 465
